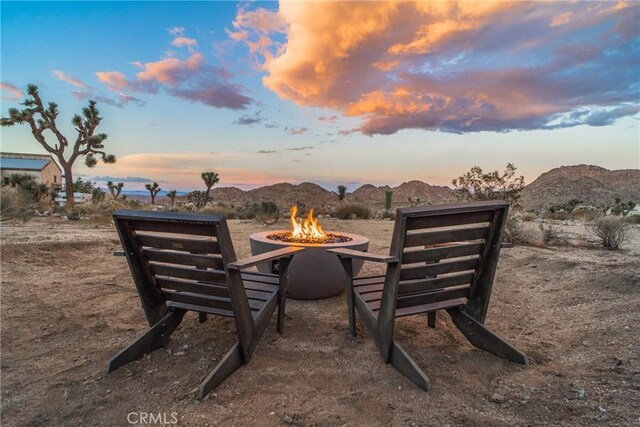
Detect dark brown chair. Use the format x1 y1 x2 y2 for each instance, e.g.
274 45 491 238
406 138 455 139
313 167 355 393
108 210 303 398
329 201 528 391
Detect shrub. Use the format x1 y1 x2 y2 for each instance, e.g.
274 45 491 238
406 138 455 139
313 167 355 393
623 215 640 224
187 190 208 209
334 204 371 219
0 187 37 221
549 198 583 213
539 223 567 246
587 217 630 250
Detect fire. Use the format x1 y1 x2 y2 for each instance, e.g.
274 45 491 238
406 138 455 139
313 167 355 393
290 205 327 240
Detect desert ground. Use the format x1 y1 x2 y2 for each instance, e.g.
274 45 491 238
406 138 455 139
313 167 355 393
1 217 639 426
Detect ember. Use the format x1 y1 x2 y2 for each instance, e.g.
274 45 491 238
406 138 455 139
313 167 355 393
267 232 352 244
266 205 353 244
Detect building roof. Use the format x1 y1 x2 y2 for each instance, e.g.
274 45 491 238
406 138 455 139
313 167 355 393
0 157 51 171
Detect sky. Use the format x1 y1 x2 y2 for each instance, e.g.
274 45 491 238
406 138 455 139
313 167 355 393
1 1 639 192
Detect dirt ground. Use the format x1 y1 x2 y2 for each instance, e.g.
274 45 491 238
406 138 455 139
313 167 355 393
1 217 639 426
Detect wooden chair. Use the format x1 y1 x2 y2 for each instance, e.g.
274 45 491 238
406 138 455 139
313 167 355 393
108 210 304 399
329 201 528 391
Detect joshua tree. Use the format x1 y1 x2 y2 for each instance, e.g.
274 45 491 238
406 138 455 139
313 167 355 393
166 190 177 207
1 84 116 211
384 190 393 212
107 181 124 200
201 171 219 200
337 185 347 201
145 182 161 204
452 163 525 209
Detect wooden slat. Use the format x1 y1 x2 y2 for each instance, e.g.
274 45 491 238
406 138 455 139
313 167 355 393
367 285 470 310
404 226 488 247
398 272 475 295
241 272 279 285
328 248 398 263
156 277 230 298
162 290 236 311
167 301 234 318
399 258 479 280
354 275 386 287
406 210 494 230
144 249 222 269
394 298 467 318
162 290 264 312
151 264 227 284
137 234 219 253
396 286 470 309
402 242 484 264
157 277 274 302
130 219 216 236
242 280 280 293
227 246 305 270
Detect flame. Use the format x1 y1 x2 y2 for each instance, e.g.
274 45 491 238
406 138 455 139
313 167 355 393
290 205 327 240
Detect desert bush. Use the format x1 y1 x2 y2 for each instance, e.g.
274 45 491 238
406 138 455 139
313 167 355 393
587 217 630 250
609 198 636 216
334 204 371 219
548 198 583 213
539 223 567 246
452 163 525 208
0 187 38 221
255 201 280 224
521 211 538 221
187 190 209 209
623 215 640 224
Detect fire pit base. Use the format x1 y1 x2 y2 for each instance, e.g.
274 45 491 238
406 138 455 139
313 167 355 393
249 231 369 300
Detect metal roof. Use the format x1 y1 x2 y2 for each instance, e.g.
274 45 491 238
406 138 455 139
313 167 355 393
0 158 50 171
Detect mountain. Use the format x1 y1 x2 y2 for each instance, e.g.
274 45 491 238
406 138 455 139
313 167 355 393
207 180 455 210
520 165 640 211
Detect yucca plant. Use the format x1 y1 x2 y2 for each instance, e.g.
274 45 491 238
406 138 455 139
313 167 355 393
145 182 161 205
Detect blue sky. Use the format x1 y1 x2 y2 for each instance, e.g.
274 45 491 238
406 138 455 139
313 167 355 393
1 1 639 192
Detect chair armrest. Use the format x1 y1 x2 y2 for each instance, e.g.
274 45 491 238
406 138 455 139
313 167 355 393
327 248 398 263
227 246 305 271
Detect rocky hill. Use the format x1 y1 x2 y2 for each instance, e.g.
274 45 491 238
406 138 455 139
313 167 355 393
520 165 640 211
208 180 455 211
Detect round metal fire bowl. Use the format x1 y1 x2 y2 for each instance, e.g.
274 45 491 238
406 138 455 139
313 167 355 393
249 231 369 300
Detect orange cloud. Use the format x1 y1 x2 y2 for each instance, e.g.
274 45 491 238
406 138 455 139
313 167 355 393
96 71 129 91
52 70 90 88
171 36 197 50
1 82 23 100
136 52 203 84
232 1 640 135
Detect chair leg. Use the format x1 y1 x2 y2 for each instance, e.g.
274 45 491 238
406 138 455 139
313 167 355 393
277 289 286 334
447 307 529 366
340 258 357 337
107 309 185 373
197 342 244 399
389 340 431 391
427 311 436 328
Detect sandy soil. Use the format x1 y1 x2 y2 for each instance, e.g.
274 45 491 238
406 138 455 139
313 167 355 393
1 217 639 426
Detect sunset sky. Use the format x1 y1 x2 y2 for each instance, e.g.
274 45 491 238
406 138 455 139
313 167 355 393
1 1 639 192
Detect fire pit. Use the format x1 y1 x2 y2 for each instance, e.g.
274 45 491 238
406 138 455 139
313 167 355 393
250 206 369 300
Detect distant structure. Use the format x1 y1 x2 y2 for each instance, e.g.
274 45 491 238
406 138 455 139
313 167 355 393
0 152 62 186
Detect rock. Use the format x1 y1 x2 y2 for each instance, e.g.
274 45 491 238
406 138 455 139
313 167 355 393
577 389 587 399
489 393 506 404
283 415 294 424
598 406 607 413
173 350 186 357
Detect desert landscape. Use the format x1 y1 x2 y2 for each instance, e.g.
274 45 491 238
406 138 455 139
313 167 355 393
1 215 639 426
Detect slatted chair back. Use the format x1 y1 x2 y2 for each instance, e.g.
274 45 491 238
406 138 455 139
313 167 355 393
113 210 253 331
379 201 509 326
